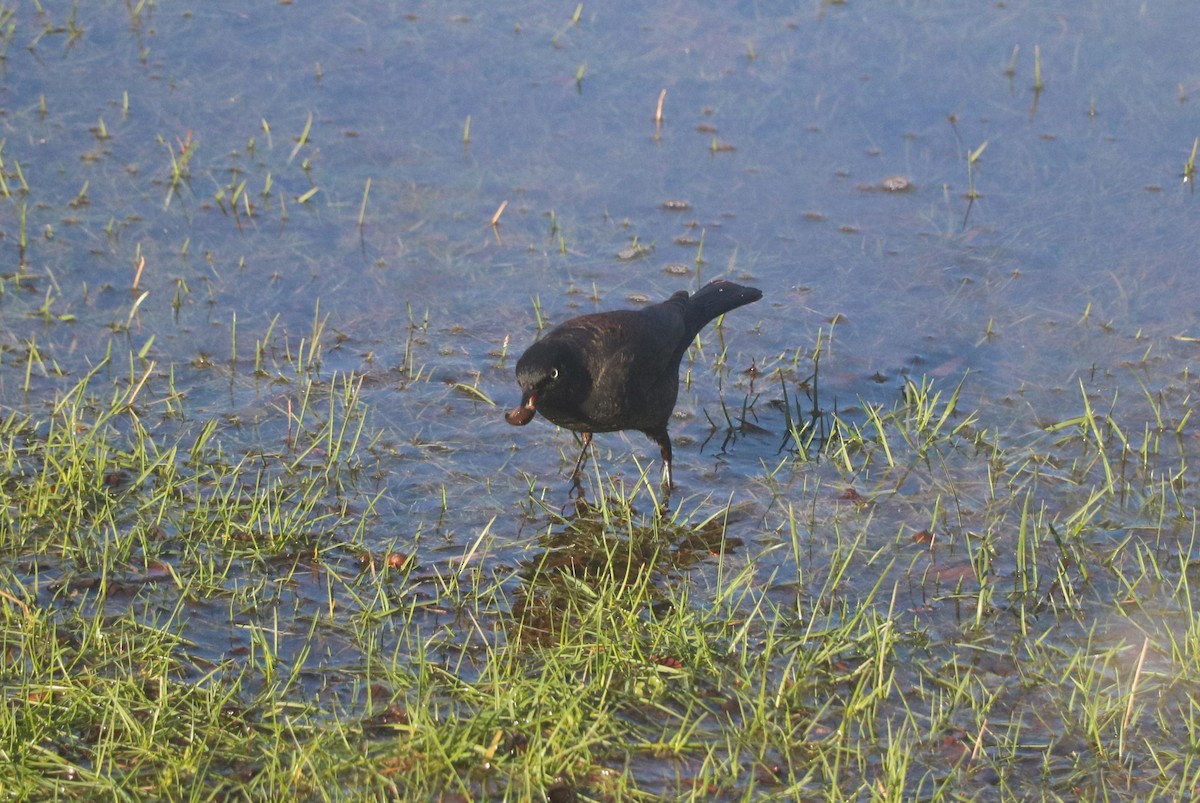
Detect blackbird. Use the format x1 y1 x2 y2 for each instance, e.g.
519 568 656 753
505 279 762 489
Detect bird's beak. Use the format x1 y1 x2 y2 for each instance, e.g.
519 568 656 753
505 390 537 426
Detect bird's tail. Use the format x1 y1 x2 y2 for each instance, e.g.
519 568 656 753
682 280 763 338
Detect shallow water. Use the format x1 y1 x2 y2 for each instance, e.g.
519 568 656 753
3 0 1200 794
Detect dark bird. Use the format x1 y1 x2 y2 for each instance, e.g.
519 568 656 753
505 279 762 490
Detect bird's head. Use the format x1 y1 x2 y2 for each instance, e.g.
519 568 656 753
505 338 589 426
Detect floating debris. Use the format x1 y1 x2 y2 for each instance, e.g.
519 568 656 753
617 242 653 260
880 175 913 192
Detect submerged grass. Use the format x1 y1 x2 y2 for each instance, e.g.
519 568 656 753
0 318 1199 800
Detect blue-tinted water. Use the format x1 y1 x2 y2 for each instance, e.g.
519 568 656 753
2 1 1199 793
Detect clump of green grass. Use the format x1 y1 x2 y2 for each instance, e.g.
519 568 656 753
1184 136 1198 188
0 316 402 796
4 285 1200 799
755 348 1200 796
161 130 198 210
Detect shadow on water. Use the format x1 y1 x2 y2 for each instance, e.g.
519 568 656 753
511 493 741 643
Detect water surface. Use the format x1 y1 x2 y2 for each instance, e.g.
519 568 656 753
2 1 1199 796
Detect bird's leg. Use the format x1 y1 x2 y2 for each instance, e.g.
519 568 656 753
649 430 674 492
569 432 593 497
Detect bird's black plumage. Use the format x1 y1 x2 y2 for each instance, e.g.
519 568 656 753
506 280 762 489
